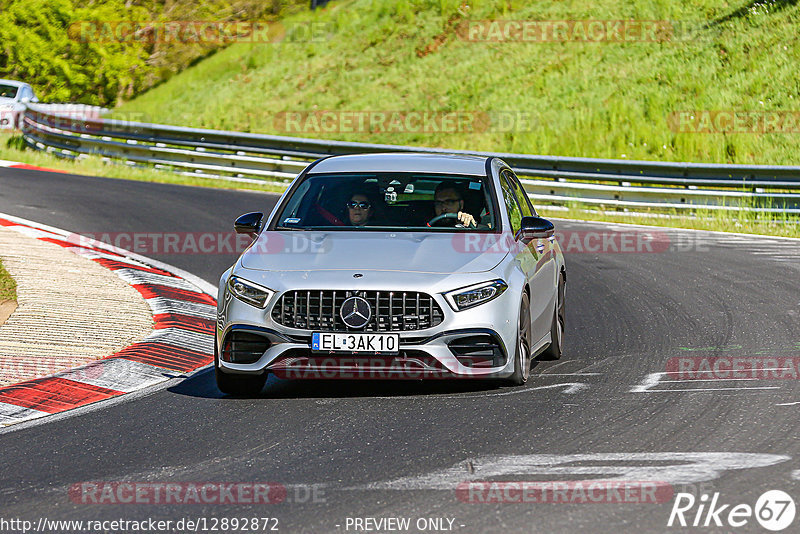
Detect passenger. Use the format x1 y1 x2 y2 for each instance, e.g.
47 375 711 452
433 182 477 227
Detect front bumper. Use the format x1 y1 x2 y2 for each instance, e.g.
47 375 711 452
216 277 520 380
216 325 513 379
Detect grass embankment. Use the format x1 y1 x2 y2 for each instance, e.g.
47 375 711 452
0 259 15 303
114 0 800 165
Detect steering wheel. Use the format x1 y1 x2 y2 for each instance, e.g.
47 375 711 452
427 213 463 227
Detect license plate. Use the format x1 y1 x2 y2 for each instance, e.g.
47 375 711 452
312 332 399 354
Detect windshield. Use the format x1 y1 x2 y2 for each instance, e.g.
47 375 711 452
0 84 19 99
273 172 499 232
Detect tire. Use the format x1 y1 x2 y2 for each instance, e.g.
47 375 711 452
540 274 565 361
215 365 267 396
506 292 532 386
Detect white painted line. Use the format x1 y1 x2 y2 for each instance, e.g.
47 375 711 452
660 377 782 382
0 402 50 426
5 225 62 240
644 387 780 392
357 452 791 490
144 328 214 354
0 213 92 239
489 382 588 396
552 216 800 243
630 372 664 393
792 470 800 480
367 382 588 400
632 372 783 393
54 358 178 392
776 402 800 406
145 297 216 320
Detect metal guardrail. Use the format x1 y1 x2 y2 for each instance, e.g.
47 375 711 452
31 103 110 118
3 103 108 131
20 104 800 213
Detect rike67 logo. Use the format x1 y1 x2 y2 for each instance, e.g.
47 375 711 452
668 490 796 531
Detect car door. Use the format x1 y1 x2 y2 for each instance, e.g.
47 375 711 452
501 169 556 342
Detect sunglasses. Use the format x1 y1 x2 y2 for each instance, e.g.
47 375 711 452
346 201 371 209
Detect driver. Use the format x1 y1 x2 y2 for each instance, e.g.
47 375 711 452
346 193 374 226
433 182 477 227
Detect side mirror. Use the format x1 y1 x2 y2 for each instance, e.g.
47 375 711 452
20 97 30 104
234 212 263 238
520 216 554 241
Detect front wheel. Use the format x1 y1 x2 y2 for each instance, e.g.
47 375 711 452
540 274 565 361
506 292 532 386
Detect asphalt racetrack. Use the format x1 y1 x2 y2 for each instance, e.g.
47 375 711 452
1 167 799 533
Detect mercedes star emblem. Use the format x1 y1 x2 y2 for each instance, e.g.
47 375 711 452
340 296 371 329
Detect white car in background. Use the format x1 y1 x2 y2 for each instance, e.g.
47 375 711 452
0 79 38 129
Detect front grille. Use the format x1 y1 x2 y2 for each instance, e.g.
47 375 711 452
271 290 445 332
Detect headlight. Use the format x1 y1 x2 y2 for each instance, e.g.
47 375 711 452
444 279 508 311
227 275 274 308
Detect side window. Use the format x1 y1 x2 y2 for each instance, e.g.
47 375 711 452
499 175 523 235
279 179 312 222
503 170 535 217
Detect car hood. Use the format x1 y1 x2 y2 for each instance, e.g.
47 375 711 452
239 231 508 274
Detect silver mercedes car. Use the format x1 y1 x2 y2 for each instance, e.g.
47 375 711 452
215 153 566 394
